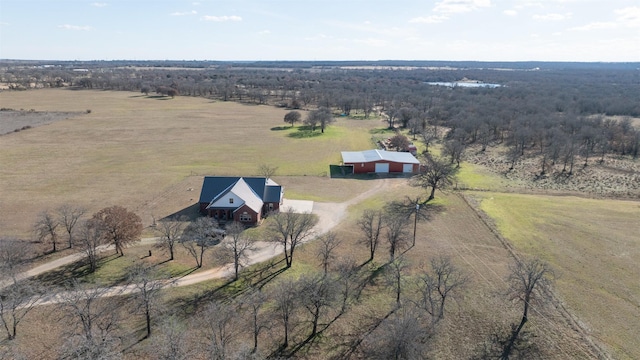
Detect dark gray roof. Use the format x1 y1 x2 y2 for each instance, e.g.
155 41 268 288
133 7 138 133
199 176 282 204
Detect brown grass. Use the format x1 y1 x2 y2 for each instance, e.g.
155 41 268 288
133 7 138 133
1 89 637 359
0 89 379 237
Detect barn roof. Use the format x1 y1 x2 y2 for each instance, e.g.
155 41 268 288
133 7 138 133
341 149 420 164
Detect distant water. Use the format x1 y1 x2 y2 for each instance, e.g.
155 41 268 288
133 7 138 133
426 81 502 88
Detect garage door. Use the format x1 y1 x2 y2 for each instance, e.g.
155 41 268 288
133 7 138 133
403 164 414 173
375 163 390 173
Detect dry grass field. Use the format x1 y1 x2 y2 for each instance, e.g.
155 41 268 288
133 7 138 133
0 89 377 237
1 88 638 359
477 193 640 359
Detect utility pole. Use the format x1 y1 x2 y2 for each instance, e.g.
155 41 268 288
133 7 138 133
413 203 420 247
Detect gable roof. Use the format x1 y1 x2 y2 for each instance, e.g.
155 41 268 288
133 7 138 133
199 176 282 205
341 149 420 164
207 178 264 213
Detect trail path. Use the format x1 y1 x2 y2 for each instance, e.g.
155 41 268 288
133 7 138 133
8 178 396 303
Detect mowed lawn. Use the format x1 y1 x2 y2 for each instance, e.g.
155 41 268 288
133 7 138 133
0 89 378 237
477 192 640 360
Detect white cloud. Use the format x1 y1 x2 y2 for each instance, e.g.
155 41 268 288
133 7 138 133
411 0 489 25
433 0 491 14
58 24 92 31
569 21 617 31
503 9 518 16
304 34 330 41
91 2 107 7
171 10 197 16
355 38 388 47
201 15 242 22
258 30 271 35
615 6 640 28
409 15 450 23
533 12 571 21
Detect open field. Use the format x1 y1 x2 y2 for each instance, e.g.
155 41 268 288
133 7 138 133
0 89 379 237
1 88 638 359
476 192 640 359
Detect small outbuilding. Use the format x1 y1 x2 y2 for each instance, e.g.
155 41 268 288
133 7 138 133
341 149 420 174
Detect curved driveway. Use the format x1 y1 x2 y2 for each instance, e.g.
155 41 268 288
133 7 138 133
6 178 397 301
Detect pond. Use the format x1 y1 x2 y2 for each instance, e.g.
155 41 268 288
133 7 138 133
426 81 502 88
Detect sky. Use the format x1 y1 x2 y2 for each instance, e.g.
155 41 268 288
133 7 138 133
0 0 638 62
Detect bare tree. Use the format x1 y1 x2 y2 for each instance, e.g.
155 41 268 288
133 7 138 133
357 209 384 263
199 300 241 359
77 220 107 273
257 163 278 179
298 273 340 339
0 238 29 285
267 209 317 269
412 154 458 201
316 231 341 275
389 134 411 151
385 256 408 306
127 263 170 338
91 205 143 256
360 308 430 360
0 280 44 340
221 222 255 280
34 210 59 253
57 204 86 249
385 196 435 247
180 217 224 268
153 317 193 360
383 211 410 261
334 256 363 306
270 277 299 349
59 280 123 358
420 125 439 153
284 110 301 127
240 288 268 354
305 107 335 133
155 216 186 261
442 139 466 167
415 256 467 324
500 257 554 360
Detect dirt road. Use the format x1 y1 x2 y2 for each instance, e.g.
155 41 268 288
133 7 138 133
10 178 395 303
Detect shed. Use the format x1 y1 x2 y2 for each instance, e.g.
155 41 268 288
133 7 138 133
341 149 420 174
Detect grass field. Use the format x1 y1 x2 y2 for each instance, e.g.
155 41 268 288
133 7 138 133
0 89 380 237
1 88 638 359
477 192 640 359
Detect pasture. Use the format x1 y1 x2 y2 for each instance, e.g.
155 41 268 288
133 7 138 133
0 89 378 237
477 193 640 359
0 88 638 359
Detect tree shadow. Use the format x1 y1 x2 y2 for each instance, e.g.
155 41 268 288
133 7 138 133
161 203 200 222
270 126 291 131
165 258 288 317
287 126 323 139
30 252 124 288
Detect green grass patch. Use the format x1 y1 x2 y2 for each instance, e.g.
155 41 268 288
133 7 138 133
456 162 506 191
476 192 640 359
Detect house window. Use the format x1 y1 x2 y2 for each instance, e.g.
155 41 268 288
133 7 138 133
239 212 251 222
229 198 234 204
